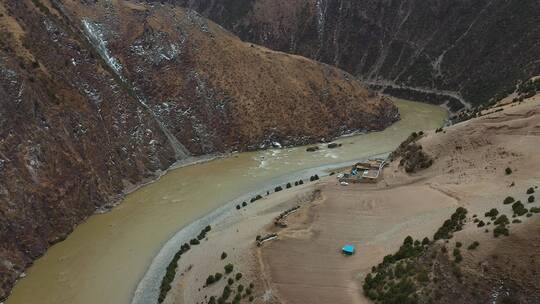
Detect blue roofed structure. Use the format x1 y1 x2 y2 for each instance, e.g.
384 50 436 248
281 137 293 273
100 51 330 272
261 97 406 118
342 244 356 255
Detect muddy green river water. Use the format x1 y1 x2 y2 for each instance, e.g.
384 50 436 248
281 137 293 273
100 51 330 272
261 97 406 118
6 99 446 304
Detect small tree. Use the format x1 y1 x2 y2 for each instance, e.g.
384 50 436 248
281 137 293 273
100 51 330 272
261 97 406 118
467 241 480 250
206 275 215 285
221 252 227 260
505 167 512 175
528 195 535 203
503 196 515 204
235 272 243 281
224 263 234 274
527 187 535 194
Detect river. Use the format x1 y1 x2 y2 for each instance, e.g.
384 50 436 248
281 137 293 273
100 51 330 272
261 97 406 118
6 99 447 304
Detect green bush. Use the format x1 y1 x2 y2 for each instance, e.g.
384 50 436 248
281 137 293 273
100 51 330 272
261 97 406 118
527 187 535 194
242 201 247 207
221 252 227 260
511 201 528 216
224 263 234 274
485 208 499 217
238 284 244 293
228 278 234 285
494 225 509 237
206 275 216 285
467 241 480 250
530 207 540 213
494 215 509 226
477 220 485 227
222 285 232 300
512 219 522 223
215 272 223 281
235 272 243 280
505 167 512 175
528 195 535 203
190 238 200 245
503 196 515 204
236 205 241 210
421 237 430 246
434 207 468 240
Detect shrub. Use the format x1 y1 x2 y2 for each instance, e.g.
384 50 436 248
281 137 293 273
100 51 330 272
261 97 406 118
235 272 243 280
530 207 540 213
236 205 241 210
224 263 234 274
275 186 282 192
494 225 509 237
209 296 216 304
494 215 509 226
467 241 480 250
250 195 262 203
511 201 528 216
249 296 254 302
512 219 522 223
237 284 244 293
222 285 232 300
477 220 485 227
503 196 515 204
221 252 227 260
527 187 535 194
455 242 462 248
485 208 499 217
298 180 304 185
190 238 200 245
528 195 535 203
505 167 512 175
434 207 468 240
206 275 216 285
422 237 430 246
228 278 234 285
242 201 247 207
286 182 292 188
527 213 533 217
215 272 223 281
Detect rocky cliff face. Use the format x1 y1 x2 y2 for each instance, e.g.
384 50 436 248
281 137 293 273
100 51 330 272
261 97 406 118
173 0 540 109
0 0 397 299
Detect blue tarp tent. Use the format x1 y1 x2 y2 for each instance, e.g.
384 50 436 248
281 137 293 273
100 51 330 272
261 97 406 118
342 244 356 255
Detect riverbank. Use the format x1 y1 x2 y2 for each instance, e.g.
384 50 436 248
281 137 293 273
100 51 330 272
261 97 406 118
6 99 446 304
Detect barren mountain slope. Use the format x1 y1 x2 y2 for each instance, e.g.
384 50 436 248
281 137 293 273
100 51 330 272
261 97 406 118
0 0 396 300
174 0 540 107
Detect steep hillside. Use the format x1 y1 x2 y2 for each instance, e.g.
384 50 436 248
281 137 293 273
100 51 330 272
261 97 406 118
173 0 540 108
0 0 397 300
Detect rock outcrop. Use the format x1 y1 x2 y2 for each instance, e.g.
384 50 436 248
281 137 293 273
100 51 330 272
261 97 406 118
0 0 397 299
174 0 540 108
